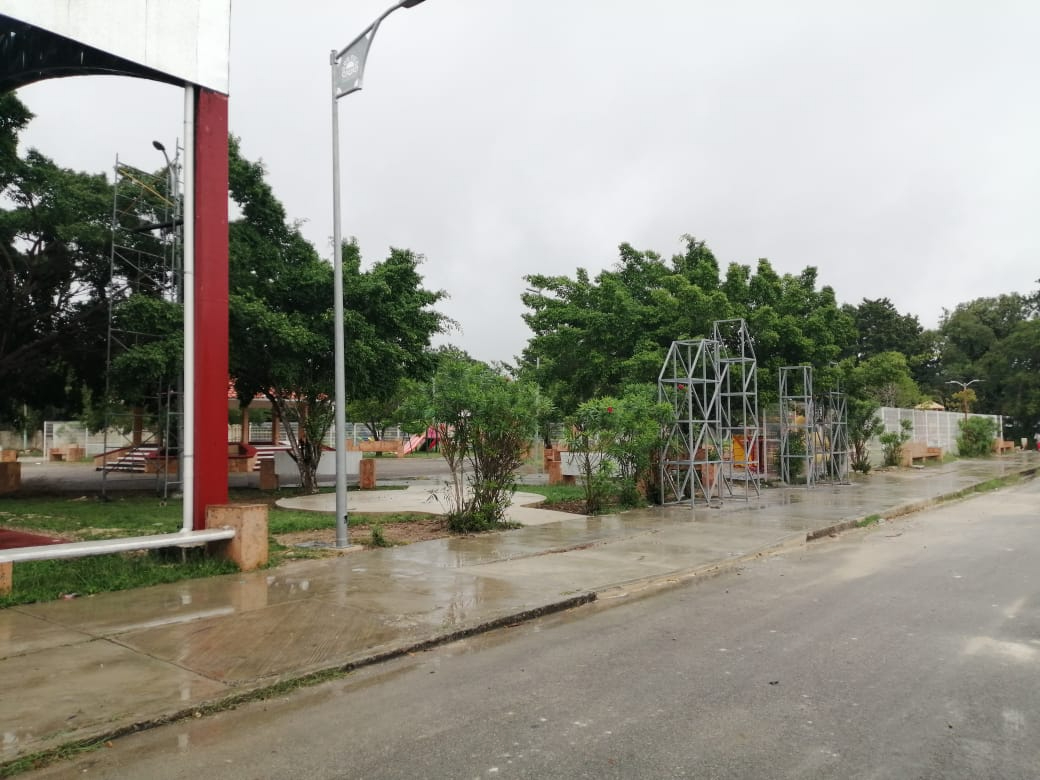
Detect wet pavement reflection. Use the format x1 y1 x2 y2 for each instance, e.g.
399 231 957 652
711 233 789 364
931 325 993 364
1 454 1035 763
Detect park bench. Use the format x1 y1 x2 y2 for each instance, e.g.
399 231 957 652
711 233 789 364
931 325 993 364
901 442 942 467
993 439 1014 454
0 528 237 595
47 445 86 462
353 440 402 455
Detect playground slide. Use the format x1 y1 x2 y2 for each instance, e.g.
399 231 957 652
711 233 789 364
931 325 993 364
401 433 427 455
731 435 759 473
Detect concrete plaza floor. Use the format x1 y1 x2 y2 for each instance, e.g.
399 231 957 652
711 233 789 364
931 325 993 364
1 454 1036 768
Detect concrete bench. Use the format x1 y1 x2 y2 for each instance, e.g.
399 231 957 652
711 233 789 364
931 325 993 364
48 446 85 462
353 440 402 455
901 442 942 467
993 439 1014 454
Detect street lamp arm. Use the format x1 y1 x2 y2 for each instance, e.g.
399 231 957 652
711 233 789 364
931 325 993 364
329 0 427 547
334 0 426 62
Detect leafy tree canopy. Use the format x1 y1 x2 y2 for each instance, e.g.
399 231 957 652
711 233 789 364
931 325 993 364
937 289 1040 438
521 235 854 414
0 92 115 421
225 136 448 488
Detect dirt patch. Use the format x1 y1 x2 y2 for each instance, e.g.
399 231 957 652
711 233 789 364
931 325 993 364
275 517 452 549
536 499 590 515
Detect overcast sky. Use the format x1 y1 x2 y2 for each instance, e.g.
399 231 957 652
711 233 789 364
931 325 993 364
13 0 1040 364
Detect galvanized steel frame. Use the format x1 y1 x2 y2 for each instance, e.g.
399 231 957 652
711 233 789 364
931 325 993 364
712 319 762 500
658 339 723 507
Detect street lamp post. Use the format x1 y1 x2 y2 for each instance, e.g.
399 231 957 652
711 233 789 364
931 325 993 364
330 0 428 548
153 140 186 511
946 379 982 420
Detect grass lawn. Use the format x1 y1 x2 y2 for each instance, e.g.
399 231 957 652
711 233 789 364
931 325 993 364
0 488 433 608
518 484 586 504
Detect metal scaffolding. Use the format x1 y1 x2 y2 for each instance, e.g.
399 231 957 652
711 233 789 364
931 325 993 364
658 339 723 507
101 151 183 497
712 319 762 500
778 365 816 486
818 389 851 484
659 320 763 507
778 367 850 487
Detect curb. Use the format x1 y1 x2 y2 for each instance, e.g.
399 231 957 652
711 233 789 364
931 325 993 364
595 531 807 602
806 465 1037 542
0 593 596 777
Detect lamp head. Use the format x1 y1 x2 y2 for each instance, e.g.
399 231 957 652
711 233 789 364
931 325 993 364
152 140 166 152
400 0 427 7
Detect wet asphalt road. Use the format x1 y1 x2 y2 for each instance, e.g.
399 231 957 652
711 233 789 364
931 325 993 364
27 479 1040 779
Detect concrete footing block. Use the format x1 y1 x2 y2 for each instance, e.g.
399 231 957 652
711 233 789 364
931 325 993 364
0 462 21 495
359 458 376 489
205 504 269 571
258 459 278 490
0 561 11 595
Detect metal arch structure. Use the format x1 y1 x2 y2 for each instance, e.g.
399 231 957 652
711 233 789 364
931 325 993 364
712 319 762 500
658 339 723 507
0 2 231 531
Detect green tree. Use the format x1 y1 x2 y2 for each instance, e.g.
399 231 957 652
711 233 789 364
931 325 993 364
403 355 545 532
566 385 671 513
522 235 854 415
936 291 1039 439
842 297 923 361
0 93 116 421
957 416 997 458
844 351 921 409
847 398 883 473
226 137 447 490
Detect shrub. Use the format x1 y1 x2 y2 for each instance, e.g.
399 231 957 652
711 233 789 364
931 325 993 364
957 416 997 458
566 386 670 513
879 419 913 467
403 356 546 534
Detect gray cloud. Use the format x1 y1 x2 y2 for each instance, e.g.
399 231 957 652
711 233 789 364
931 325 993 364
15 0 1040 363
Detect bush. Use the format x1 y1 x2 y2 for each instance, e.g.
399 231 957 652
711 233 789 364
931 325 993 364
403 356 546 534
850 454 872 474
957 416 997 458
566 386 670 514
879 419 913 467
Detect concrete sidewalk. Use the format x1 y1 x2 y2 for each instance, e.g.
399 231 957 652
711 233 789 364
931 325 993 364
1 455 1036 768
278 482 584 526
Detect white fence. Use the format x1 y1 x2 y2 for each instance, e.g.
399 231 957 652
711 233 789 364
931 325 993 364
868 406 1003 461
43 420 413 459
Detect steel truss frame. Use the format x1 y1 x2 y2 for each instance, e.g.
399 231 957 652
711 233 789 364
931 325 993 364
778 367 850 487
658 319 762 507
779 366 816 486
102 154 183 498
712 319 762 500
659 339 723 507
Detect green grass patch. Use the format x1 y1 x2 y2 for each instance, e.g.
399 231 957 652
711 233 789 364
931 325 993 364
0 493 434 608
938 474 1023 505
268 509 432 534
0 552 238 609
517 484 585 503
0 495 181 539
857 513 882 528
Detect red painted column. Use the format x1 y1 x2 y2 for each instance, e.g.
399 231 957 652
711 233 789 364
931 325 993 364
193 88 229 528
